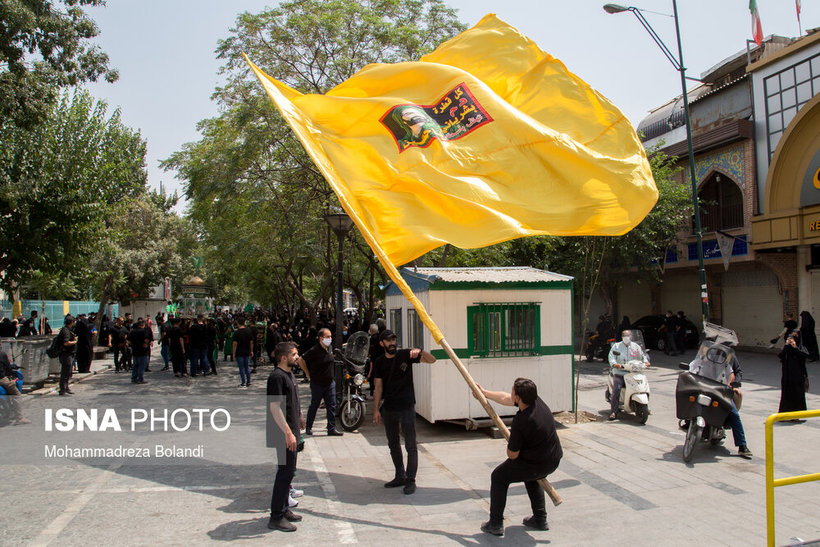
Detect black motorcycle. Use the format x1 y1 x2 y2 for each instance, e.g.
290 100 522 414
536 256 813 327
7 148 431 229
585 331 614 361
675 342 737 462
336 331 369 432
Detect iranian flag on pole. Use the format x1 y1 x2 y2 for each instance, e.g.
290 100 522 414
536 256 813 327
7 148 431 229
750 0 763 45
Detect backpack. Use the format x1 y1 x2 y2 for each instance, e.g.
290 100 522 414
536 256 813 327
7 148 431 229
46 335 62 358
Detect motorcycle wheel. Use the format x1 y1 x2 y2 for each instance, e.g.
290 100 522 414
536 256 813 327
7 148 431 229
656 337 666 352
682 420 700 462
635 403 649 425
339 399 365 432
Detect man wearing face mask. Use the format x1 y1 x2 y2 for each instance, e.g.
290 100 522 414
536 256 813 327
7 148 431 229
607 330 649 421
298 328 343 436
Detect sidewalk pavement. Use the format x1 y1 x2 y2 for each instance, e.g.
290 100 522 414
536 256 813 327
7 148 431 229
2 345 819 545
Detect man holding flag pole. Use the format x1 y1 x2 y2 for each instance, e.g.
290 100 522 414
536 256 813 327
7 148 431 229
246 12 658 523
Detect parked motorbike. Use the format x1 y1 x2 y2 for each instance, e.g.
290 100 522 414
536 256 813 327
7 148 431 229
0 365 23 426
585 331 615 361
675 339 737 462
336 331 369 432
605 330 651 424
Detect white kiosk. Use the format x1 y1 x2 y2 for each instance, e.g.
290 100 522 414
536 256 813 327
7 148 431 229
383 267 574 424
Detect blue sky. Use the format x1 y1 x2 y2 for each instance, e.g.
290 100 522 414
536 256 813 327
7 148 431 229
84 1 816 206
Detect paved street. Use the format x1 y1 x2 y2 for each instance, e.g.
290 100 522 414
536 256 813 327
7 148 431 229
2 346 820 546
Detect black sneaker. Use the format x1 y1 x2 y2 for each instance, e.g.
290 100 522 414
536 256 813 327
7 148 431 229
384 477 406 488
403 480 416 495
522 515 549 530
304 429 312 436
267 517 296 532
480 521 504 536
327 429 343 437
283 509 302 522
738 445 753 459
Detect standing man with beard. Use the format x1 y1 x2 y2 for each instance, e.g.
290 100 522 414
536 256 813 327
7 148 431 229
267 341 304 532
373 330 436 495
58 315 78 395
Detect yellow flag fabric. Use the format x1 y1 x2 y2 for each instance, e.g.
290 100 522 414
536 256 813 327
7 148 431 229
246 13 657 267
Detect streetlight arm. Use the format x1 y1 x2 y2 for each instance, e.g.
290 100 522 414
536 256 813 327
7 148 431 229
629 8 682 72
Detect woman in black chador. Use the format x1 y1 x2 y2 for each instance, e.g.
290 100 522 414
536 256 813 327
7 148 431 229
777 330 809 415
799 311 819 362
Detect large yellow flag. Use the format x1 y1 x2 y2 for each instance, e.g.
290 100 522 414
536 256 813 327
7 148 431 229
246 13 657 267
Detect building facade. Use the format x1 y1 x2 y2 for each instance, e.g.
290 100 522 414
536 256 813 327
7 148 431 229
624 32 820 348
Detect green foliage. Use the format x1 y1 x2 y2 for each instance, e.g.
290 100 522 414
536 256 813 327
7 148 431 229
0 0 117 129
164 0 464 312
0 89 147 292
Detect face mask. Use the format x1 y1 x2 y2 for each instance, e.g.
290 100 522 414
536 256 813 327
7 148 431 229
622 336 631 345
321 337 332 347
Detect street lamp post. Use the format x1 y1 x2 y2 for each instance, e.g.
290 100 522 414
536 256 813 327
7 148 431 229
324 211 355 409
604 1 710 323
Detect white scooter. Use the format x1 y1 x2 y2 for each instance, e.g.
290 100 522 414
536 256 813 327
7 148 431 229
605 330 651 424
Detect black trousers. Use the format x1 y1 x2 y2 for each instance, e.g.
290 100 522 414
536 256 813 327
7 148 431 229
59 353 74 393
270 449 297 519
489 458 558 524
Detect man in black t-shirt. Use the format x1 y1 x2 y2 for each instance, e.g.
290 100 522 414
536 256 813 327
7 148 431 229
128 318 153 384
373 329 436 495
167 318 187 377
58 315 78 395
297 328 342 436
232 317 254 388
266 341 304 532
476 378 563 537
188 315 209 376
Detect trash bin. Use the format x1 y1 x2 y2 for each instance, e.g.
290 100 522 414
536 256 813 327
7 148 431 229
19 336 51 384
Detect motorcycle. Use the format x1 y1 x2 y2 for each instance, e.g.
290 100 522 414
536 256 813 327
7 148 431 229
336 331 369 432
605 330 651 424
0 365 24 427
585 331 615 361
675 338 738 463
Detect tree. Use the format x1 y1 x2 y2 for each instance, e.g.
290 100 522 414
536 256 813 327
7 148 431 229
0 90 147 295
0 0 117 130
86 190 196 333
164 0 465 317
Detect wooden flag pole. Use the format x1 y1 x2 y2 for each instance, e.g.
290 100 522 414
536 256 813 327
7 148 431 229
319 186 564 506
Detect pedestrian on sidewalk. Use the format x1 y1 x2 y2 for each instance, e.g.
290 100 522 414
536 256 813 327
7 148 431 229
778 330 809 418
298 328 342 436
267 341 304 532
58 315 77 396
128 318 153 384
232 317 253 388
372 329 436 495
476 378 563 537
799 311 819 362
770 312 798 349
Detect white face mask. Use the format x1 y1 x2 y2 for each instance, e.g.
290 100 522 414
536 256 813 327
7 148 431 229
622 336 631 346
321 337 332 347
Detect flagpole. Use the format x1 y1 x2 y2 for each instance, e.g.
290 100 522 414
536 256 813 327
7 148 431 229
350 218 563 506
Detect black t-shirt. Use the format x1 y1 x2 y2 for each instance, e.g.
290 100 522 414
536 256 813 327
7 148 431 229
109 325 126 347
128 327 153 358
374 349 421 411
188 322 208 350
167 326 184 353
303 343 335 386
508 397 563 466
233 327 254 357
266 366 300 447
159 323 170 346
59 326 77 356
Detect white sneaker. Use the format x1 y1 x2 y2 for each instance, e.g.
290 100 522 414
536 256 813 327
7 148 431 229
289 487 303 498
288 495 298 508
